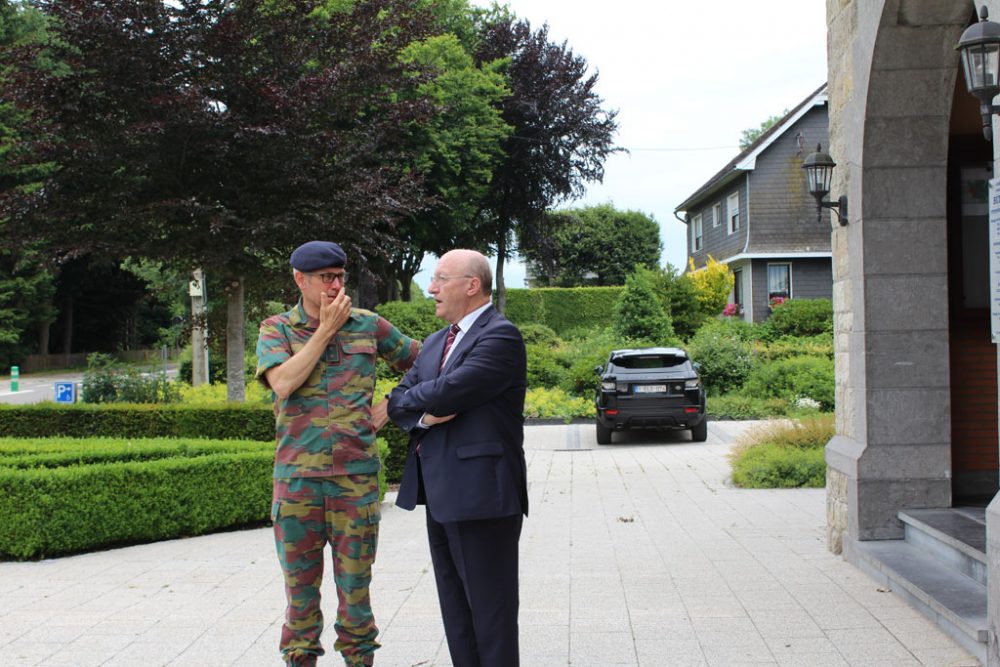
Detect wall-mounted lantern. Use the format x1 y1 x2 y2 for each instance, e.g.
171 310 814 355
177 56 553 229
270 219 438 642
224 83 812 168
802 144 848 225
958 5 1000 140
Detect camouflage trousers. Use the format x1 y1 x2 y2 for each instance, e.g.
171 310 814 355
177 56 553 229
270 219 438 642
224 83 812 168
272 475 381 667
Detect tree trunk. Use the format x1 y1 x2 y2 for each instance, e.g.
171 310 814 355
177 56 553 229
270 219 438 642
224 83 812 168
495 231 507 315
225 277 245 402
400 272 414 301
61 294 73 355
37 320 50 355
356 264 380 310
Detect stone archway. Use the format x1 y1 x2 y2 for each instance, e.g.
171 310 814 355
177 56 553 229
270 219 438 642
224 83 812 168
826 0 971 549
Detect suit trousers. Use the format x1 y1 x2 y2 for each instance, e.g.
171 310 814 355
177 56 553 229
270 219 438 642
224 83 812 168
425 505 523 667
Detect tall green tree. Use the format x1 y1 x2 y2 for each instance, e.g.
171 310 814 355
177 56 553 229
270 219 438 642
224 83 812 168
4 0 438 398
520 204 660 286
475 17 619 313
0 0 57 367
739 110 788 150
649 263 704 341
386 31 511 301
613 265 674 345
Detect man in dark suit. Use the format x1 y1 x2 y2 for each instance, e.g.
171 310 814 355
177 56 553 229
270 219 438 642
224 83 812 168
388 249 528 667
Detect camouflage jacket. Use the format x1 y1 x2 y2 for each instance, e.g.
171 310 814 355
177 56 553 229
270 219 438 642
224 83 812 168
256 300 420 478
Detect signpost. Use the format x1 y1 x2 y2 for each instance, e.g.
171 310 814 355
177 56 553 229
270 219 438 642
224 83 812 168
54 381 76 404
990 178 1000 342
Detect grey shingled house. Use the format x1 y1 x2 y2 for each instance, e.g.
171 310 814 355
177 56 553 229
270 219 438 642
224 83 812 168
675 83 832 321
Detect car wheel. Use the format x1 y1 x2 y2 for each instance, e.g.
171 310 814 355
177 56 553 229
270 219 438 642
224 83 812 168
690 418 708 442
596 421 612 445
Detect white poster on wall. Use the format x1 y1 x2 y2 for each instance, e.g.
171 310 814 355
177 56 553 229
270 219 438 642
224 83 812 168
989 178 1000 342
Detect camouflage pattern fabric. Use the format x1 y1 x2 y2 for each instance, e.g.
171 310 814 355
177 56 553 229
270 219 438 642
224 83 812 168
272 475 380 666
256 300 419 665
256 301 420 478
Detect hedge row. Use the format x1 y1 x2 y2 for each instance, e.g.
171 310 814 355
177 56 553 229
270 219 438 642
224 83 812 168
0 438 274 559
0 404 412 483
505 286 623 334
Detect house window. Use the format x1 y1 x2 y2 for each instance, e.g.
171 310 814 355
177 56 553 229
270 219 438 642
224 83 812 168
693 213 703 251
727 192 740 234
767 263 791 303
713 202 722 228
732 269 743 307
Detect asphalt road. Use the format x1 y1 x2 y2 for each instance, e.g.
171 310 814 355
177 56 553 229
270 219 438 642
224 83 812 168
0 365 178 405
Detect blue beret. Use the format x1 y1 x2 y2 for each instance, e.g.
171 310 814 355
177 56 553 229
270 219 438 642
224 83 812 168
290 241 346 271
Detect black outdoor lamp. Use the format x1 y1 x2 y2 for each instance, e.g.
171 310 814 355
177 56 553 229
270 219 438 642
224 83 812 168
802 143 848 225
958 5 1000 140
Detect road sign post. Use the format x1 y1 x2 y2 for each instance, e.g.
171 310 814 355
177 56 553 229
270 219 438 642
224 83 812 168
54 381 76 404
10 366 18 393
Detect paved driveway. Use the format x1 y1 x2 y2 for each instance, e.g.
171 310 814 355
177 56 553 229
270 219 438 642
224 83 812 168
0 422 980 666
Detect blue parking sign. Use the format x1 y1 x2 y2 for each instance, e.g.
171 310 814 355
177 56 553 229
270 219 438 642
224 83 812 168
54 382 76 404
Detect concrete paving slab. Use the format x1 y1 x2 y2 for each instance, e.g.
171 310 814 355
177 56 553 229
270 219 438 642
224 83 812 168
0 421 983 666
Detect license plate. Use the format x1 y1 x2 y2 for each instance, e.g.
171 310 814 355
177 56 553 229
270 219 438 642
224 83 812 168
634 384 666 394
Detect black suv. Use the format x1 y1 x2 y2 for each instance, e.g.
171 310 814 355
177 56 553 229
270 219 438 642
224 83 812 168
594 347 707 444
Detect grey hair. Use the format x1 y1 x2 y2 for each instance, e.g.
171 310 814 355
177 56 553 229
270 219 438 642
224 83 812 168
466 252 492 295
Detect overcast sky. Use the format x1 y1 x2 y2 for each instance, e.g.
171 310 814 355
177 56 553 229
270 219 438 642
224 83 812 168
414 1 829 292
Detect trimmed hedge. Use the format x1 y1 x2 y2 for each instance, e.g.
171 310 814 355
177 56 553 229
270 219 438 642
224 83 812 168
0 404 412 483
0 403 275 439
505 286 623 334
0 438 273 559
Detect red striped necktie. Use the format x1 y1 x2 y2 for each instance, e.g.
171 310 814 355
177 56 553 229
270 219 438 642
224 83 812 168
439 323 461 371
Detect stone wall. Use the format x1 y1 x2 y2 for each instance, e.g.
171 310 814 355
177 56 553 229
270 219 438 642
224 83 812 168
826 0 970 550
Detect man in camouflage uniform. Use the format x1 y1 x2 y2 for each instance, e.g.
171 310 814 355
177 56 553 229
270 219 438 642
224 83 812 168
256 240 420 667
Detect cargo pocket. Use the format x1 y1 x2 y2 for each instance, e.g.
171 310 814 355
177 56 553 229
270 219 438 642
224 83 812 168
360 500 381 560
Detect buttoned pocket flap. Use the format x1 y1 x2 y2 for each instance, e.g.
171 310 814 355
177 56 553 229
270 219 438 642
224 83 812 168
342 339 376 355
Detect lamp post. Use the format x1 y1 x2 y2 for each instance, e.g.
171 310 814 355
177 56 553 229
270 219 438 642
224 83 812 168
802 144 848 225
958 5 1000 140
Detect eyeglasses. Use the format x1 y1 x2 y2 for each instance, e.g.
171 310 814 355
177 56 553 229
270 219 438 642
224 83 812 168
306 271 348 285
429 273 473 285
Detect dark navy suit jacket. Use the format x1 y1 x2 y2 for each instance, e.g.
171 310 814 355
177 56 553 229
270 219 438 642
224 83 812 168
388 305 528 523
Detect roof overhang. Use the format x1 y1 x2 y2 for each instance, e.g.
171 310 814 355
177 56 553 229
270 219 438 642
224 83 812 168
720 252 832 264
674 84 828 219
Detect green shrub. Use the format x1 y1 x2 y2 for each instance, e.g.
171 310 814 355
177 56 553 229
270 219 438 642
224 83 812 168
755 334 833 362
0 403 275 440
556 327 622 396
760 298 833 340
650 264 705 341
178 380 273 405
0 437 273 559
526 343 569 389
524 387 595 421
82 353 180 404
613 267 675 344
178 348 239 385
505 287 622 334
745 355 834 411
519 323 561 347
728 416 834 488
376 437 389 502
730 444 826 488
0 437 270 468
707 395 790 419
375 298 442 342
686 319 755 395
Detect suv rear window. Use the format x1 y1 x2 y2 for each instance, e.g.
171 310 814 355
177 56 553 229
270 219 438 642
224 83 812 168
610 354 686 369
